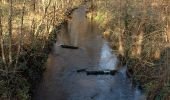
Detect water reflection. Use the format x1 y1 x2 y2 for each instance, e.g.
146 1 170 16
33 5 146 100
69 6 88 46
99 41 118 70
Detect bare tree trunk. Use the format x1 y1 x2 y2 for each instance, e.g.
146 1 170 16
118 29 124 56
132 22 144 57
167 25 170 43
8 0 13 66
30 0 36 42
15 1 25 69
32 0 36 12
88 0 94 21
0 8 6 64
1 0 8 4
53 1 56 27
132 0 146 57
165 5 170 43
34 0 52 37
116 0 124 56
164 0 170 86
136 30 144 56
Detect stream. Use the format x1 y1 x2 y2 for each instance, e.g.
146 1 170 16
33 5 146 100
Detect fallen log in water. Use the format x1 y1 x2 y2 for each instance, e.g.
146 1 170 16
86 70 118 76
77 68 87 73
60 44 79 49
76 68 118 75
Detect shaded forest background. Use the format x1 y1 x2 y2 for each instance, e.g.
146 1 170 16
0 0 170 100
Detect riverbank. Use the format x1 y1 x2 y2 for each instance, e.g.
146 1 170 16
87 0 170 99
0 1 85 99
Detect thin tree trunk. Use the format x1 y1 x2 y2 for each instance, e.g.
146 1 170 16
30 0 36 42
0 8 6 64
15 1 25 69
34 0 52 37
8 0 13 66
32 0 36 12
118 0 124 56
165 5 170 43
136 30 144 56
164 0 170 85
118 29 124 56
53 2 56 27
132 0 146 57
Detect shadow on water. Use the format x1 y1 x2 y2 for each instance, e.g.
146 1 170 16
33 5 146 100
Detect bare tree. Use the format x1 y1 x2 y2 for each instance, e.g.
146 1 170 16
30 0 36 42
0 8 6 65
165 2 170 43
34 0 52 37
15 1 26 69
8 0 13 66
118 0 125 56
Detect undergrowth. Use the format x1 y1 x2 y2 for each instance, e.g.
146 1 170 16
88 0 170 99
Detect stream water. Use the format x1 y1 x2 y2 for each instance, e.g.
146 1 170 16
33 5 146 100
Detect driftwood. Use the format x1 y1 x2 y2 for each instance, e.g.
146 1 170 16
86 70 118 76
77 68 87 73
60 44 79 49
76 69 118 76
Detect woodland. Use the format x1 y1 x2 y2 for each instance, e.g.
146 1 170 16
0 0 170 100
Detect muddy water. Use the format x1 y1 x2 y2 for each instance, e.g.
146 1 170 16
33 6 146 100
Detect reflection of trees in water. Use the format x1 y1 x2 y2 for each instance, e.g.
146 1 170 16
69 7 88 46
57 22 71 45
